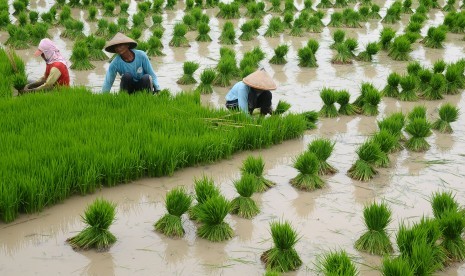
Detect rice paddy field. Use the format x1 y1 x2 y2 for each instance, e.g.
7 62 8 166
1 0 465 274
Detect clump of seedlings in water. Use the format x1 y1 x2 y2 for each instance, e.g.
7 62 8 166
361 84 381 116
239 21 255 41
382 72 401 97
379 27 396 51
417 69 432 92
103 2 115 16
381 257 415 275
301 111 319 130
196 195 233 242
214 56 235 87
189 175 220 220
444 63 465 94
388 36 412 61
117 18 129 34
342 8 362 28
382 1 402 24
298 42 318 68
358 6 370 22
270 44 289 65
348 141 382 181
319 88 338 118
317 250 358 276
307 138 337 175
328 12 343 27
282 12 294 29
432 103 459 133
87 6 98 21
423 73 445 100
337 90 359 115
264 17 284 38
70 42 95 71
405 117 432 152
334 0 348 8
151 0 163 14
331 43 352 64
217 3 240 19
132 13 147 29
61 20 85 40
423 26 447 48
151 15 164 31
369 4 381 19
219 22 236 45
95 19 109 37
119 2 130 16
154 187 192 238
307 12 325 33
169 23 190 47
146 35 164 57
5 25 30 49
402 0 413 13
371 130 398 167
356 42 380 62
355 201 393 255
407 105 427 121
443 0 456 11
330 29 345 49
230 174 260 219
89 37 108 61
261 220 302 272
195 68 216 94
431 191 459 219
399 75 418 101
165 0 176 10
182 14 196 31
129 28 142 41
378 112 405 152
290 151 324 191
27 23 51 46
289 18 305 37
268 0 282 13
67 198 117 251
196 22 211 42
177 61 199 85
273 100 291 115
317 0 333 8
433 60 446 73
283 0 298 13
241 156 275 192
438 209 465 261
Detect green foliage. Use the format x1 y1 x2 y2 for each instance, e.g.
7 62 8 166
307 138 337 175
348 141 382 181
196 22 211 42
290 151 324 191
356 42 379 62
438 210 465 261
230 173 260 219
319 88 338 118
328 12 342 27
196 68 216 94
170 23 190 47
337 90 359 115
177 61 199 85
273 100 291 115
432 103 459 133
196 195 233 242
241 155 275 192
381 257 414 276
361 85 381 116
388 36 412 61
270 44 289 65
405 118 432 152
382 72 401 97
331 29 346 49
431 190 459 219
399 75 418 101
264 17 284 37
379 27 396 50
154 187 192 238
317 250 358 276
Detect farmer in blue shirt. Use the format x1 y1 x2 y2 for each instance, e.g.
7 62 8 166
102 33 161 94
225 69 276 115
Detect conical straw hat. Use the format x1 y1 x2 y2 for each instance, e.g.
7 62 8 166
242 69 277 91
104 32 138 53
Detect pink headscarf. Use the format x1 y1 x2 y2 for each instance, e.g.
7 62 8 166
35 38 69 67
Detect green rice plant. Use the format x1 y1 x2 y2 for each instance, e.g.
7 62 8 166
169 23 189 47
230 173 260 219
399 75 418 101
302 111 319 130
283 0 298 13
69 0 81 7
431 191 460 219
182 14 196 31
348 141 382 181
334 0 348 8
417 69 432 92
359 6 370 21
379 27 396 51
137 1 151 14
70 43 95 71
432 103 459 133
331 43 352 64
344 38 357 57
129 27 142 41
356 42 380 62
317 0 333 8
405 118 432 152
328 12 343 27
337 90 359 115
317 250 358 276
150 0 163 14
95 19 109 37
5 25 30 50
407 105 427 122
28 11 38 24
119 2 130 16
67 198 117 251
89 37 108 61
330 29 345 49
196 195 233 242
444 64 465 95
146 36 164 56
58 6 72 25
353 82 373 108
361 85 381 116
239 21 255 41
273 100 291 115
103 2 115 16
219 26 236 45
17 12 28 27
151 15 164 31
443 0 456 11
13 1 26 15
177 61 199 85
298 46 318 68
87 6 98 21
382 1 402 24
241 155 275 192
165 0 176 10
289 18 305 37
423 26 447 48
433 60 446 73
388 36 411 61
250 18 262 36
381 257 415 276
61 19 85 40
185 0 194 10
261 220 302 272
422 73 445 100
196 68 216 94
377 113 405 151
371 130 398 167
213 56 235 87
268 0 282 13
369 4 381 19
117 18 129 34
217 3 240 19
269 44 289 65
319 88 338 118
282 12 294 29
307 138 337 175
264 17 284 38
438 210 465 261
342 8 362 28
0 11 10 30
290 151 324 191
306 15 323 33
355 201 393 255
154 187 192 238
402 0 413 13
245 2 263 18
12 73 27 91
381 72 401 98
132 13 147 28
189 175 220 220
196 22 211 42
27 23 51 46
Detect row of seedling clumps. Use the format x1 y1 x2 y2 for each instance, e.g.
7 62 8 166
348 103 459 181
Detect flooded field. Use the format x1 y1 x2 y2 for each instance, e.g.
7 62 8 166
1 0 465 274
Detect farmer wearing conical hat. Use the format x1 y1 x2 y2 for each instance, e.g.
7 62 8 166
102 32 161 94
21 38 70 93
225 69 276 115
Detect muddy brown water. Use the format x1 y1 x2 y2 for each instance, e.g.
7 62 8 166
1 0 465 275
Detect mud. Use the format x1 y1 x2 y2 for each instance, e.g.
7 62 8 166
1 0 465 275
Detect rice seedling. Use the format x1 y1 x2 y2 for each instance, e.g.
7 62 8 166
217 3 240 19
423 26 447 48
399 75 418 101
95 19 109 37
355 201 393 255
381 72 401 98
27 23 50 46
289 18 305 37
151 15 164 31
129 27 142 41
331 44 352 64
5 25 30 50
154 187 192 238
241 155 275 192
368 4 381 19
28 11 38 25
194 0 203 8
432 103 459 133
165 0 176 10
438 210 465 261
348 141 382 181
196 68 216 94
443 0 456 11
377 114 405 151
0 11 10 30
330 29 345 49
298 46 318 68
379 27 396 51
356 6 369 22
177 61 199 85
269 44 289 65
131 13 147 29
421 73 445 100
116 18 129 34
302 111 319 130
12 73 27 91
85 6 98 22
267 0 282 13
402 0 413 13
188 175 221 220
444 64 465 95
405 118 432 152
70 43 95 71
417 69 432 92
317 250 358 276
119 2 130 16
137 1 151 14
88 37 108 61
381 257 415 276
213 56 235 87
61 19 85 40
196 195 233 242
356 42 380 62
290 151 324 191
303 0 316 12
151 0 163 14
239 21 255 41
169 23 189 47
307 15 324 33
17 12 28 27
182 14 196 31
317 0 333 8
342 8 362 28
433 60 446 73
195 22 212 42
382 1 402 24
230 173 260 219
388 36 412 61
103 2 115 16
431 191 460 219
371 130 398 167
273 100 291 115
407 106 426 122
361 85 381 116
13 1 26 15
353 82 373 108
307 138 337 175
67 198 117 251
219 25 236 45
264 17 284 38
337 90 358 115
319 88 339 118
334 0 348 8
261 220 302 272
328 12 343 27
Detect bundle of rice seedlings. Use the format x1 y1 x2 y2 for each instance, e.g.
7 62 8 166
27 23 51 46
245 2 261 18
423 26 447 48
95 19 109 37
169 23 190 47
17 12 28 27
342 8 362 28
151 0 163 13
230 174 260 219
319 88 339 118
137 1 151 14
193 22 212 42
89 37 108 61
369 4 381 19
40 11 55 25
317 0 333 8
28 11 38 24
196 195 233 242
58 6 71 25
269 44 289 65
182 14 196 31
5 25 30 50
239 21 255 41
356 42 380 62
0 11 10 30
298 46 318 68
422 73 445 100
241 156 275 192
219 26 236 45
102 2 115 16
432 103 459 133
381 72 401 97
196 68 216 94
213 56 235 87
146 36 164 56
331 44 352 64
402 0 413 13
337 90 359 115
443 0 456 11
87 6 98 21
70 42 95 71
67 198 117 251
151 15 164 30
261 220 302 272
405 118 432 152
377 113 405 151
290 151 324 191
330 29 345 49
359 6 370 21
306 15 323 33
317 250 358 276
345 38 358 57
216 3 240 19
307 138 337 175
13 1 26 15
154 187 192 238
353 82 373 108
407 105 427 122
184 0 193 10
348 141 382 181
264 17 284 37
289 18 305 37
268 0 282 13
388 36 411 61
382 2 402 24
328 12 343 27
438 210 465 261
399 75 418 101
302 111 319 130
355 201 393 255
334 0 348 8
117 17 129 34
165 0 176 10
431 191 460 219
379 27 396 50
131 13 147 28
371 130 398 167
381 257 415 276
68 0 81 7
282 0 297 13
177 61 199 85
120 2 130 16
273 100 291 115
129 27 142 41
282 12 294 30
61 19 85 40
250 18 262 36
361 85 381 116
189 175 220 220
417 69 432 92
12 73 27 91
433 60 446 73
444 64 465 95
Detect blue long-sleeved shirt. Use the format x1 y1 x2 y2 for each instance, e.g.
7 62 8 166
225 81 250 113
101 50 160 92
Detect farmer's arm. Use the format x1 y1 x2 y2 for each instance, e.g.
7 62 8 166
31 68 61 91
26 76 46 89
101 62 118 93
236 83 249 113
141 52 160 90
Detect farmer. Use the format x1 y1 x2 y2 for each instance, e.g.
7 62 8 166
225 69 276 115
21 38 70 93
101 32 161 94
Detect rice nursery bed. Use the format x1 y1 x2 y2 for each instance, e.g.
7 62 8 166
1 0 465 274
